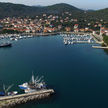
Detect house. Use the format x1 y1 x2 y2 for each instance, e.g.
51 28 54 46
43 27 56 33
98 24 102 27
93 31 96 35
74 28 79 33
100 27 108 35
80 28 85 32
85 27 89 31
58 25 62 30
25 29 31 33
74 24 79 32
74 24 78 29
65 27 71 32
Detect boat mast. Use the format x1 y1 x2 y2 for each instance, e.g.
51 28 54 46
32 72 35 84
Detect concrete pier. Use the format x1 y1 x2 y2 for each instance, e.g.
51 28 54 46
0 89 54 108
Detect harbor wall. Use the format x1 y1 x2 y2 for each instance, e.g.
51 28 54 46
0 89 54 108
92 46 108 49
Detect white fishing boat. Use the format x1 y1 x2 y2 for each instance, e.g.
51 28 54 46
19 73 46 93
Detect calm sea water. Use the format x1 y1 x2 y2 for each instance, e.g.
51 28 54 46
0 35 108 108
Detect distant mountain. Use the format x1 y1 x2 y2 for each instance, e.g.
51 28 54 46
0 2 83 18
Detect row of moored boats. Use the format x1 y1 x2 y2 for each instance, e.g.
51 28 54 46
61 34 95 45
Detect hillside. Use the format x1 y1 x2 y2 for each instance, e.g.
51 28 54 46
86 8 108 21
0 2 108 21
0 2 83 18
46 3 81 13
0 2 43 18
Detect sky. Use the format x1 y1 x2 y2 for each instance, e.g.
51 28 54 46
0 0 108 10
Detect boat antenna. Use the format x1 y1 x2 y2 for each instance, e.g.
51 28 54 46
3 84 6 92
4 84 14 94
40 79 44 83
35 76 44 83
35 76 39 81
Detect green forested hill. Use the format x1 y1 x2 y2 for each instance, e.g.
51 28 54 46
0 2 83 18
88 8 108 21
0 2 108 21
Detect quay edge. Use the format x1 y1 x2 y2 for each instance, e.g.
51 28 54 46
0 89 54 108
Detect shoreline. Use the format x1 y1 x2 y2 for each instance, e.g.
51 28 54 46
0 32 59 38
1 31 108 49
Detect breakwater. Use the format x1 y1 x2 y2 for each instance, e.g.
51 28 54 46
92 46 108 49
0 89 54 108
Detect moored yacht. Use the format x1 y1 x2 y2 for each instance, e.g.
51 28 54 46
0 42 12 48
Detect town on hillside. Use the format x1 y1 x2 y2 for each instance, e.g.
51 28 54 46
0 12 108 45
0 12 107 34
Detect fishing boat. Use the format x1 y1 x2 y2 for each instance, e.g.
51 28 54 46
19 73 47 93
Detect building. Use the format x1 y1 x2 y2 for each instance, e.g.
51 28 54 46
100 27 108 36
65 27 71 32
74 24 78 29
74 28 79 33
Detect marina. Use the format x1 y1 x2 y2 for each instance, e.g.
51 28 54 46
60 33 95 45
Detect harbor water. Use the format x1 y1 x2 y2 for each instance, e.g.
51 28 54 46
0 35 108 108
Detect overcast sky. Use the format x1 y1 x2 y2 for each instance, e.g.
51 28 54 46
0 0 108 10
